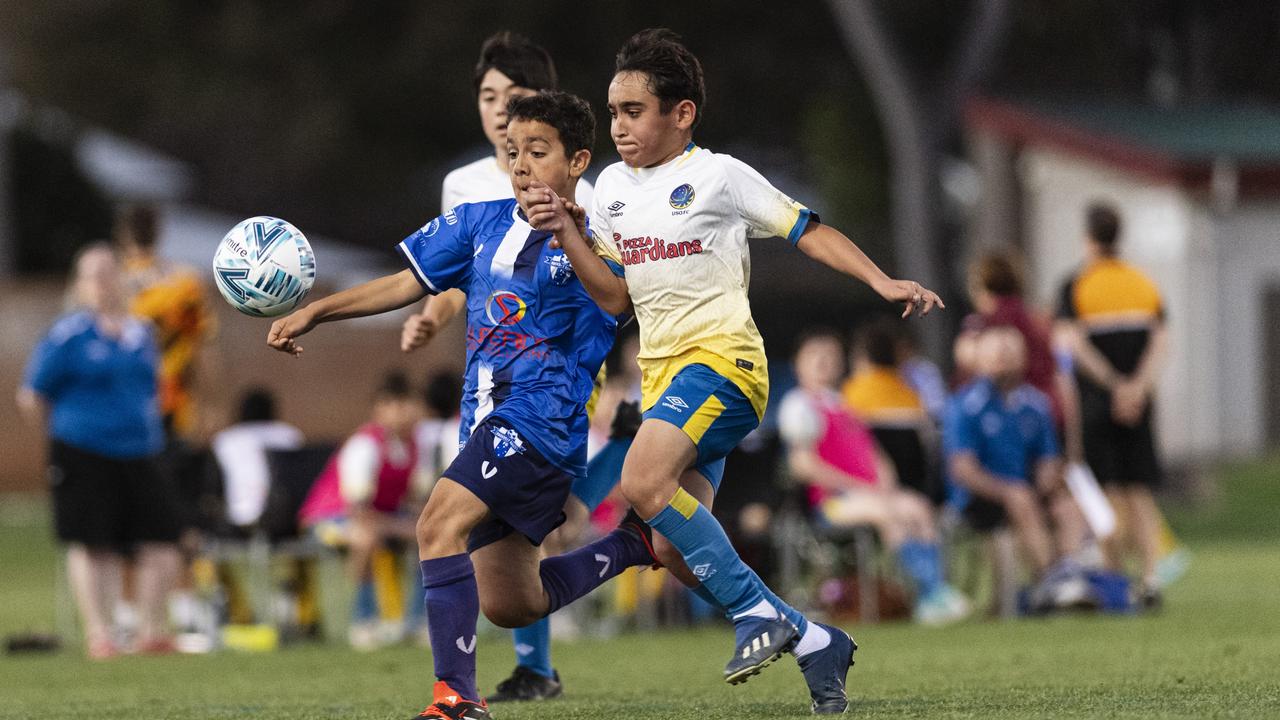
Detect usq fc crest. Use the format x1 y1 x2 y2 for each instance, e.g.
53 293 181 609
544 254 575 286
669 183 696 210
490 425 527 458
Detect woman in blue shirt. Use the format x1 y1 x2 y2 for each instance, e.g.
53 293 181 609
17 244 181 659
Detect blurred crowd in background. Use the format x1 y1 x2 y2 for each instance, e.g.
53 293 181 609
15 197 1187 657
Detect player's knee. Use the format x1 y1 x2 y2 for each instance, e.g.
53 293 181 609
620 473 673 519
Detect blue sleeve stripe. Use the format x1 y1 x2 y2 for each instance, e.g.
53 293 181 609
397 240 441 294
786 208 814 246
602 257 626 278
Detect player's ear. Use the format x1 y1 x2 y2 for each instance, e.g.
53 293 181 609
673 99 697 131
569 148 591 179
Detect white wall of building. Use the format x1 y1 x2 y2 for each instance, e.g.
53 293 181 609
1211 205 1280 455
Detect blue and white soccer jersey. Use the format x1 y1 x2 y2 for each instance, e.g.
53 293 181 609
398 199 616 548
588 143 816 485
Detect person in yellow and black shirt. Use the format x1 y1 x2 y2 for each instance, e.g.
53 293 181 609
842 321 941 505
115 205 213 440
1056 202 1168 608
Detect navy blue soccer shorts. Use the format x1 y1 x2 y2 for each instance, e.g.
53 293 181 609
443 416 573 552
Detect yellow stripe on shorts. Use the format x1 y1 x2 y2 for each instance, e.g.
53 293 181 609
682 393 726 446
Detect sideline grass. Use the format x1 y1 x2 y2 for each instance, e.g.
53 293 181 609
2 469 1279 718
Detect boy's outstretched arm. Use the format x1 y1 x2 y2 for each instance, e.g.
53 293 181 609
796 222 944 318
526 182 633 316
267 269 426 356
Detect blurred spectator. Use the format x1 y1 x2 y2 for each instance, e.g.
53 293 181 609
780 330 968 624
211 389 305 532
298 371 425 649
962 250 1063 426
945 327 1084 610
1055 203 1170 607
415 371 463 494
16 244 182 658
843 321 942 504
114 204 213 440
894 328 949 423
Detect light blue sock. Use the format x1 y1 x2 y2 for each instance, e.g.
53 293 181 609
352 579 378 622
512 618 554 678
691 584 724 616
645 493 767 618
898 540 943 598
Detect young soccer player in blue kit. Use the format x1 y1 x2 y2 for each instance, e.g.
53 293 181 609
398 31 612 704
533 30 944 714
268 92 659 720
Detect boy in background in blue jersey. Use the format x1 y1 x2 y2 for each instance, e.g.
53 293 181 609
267 91 658 720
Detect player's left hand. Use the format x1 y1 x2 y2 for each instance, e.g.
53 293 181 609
878 278 944 318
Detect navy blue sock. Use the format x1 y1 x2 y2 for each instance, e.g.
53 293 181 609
540 528 649 614
511 618 553 678
420 554 480 701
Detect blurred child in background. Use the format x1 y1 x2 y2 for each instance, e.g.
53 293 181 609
298 371 426 649
780 330 968 624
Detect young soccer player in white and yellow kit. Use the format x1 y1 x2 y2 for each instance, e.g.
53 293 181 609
528 29 943 715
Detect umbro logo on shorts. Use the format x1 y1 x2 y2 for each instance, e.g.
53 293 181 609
662 395 689 412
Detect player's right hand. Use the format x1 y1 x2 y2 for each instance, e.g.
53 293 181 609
401 312 439 353
267 308 316 357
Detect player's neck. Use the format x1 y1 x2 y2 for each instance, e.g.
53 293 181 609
639 135 695 169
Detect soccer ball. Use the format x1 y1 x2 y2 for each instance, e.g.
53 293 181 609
213 216 316 317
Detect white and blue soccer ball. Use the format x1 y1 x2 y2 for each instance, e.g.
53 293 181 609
213 216 316 317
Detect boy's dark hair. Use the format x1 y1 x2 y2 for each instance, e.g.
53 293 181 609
507 91 595 157
615 28 705 127
238 387 277 423
793 326 842 358
376 370 413 400
473 31 557 95
859 321 901 368
972 251 1024 297
1086 202 1121 253
423 371 463 418
113 204 158 250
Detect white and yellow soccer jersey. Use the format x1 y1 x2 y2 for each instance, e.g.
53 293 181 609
442 155 594 211
588 142 814 419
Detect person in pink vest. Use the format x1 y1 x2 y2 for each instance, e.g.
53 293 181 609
299 371 425 647
778 329 969 625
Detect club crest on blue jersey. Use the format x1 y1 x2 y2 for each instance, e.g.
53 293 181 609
544 254 575 286
669 183 696 210
490 425 527 458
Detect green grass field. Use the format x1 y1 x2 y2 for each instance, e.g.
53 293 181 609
1 461 1278 719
